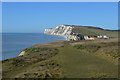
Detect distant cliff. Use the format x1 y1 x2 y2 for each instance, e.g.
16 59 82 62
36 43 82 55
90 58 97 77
44 25 104 36
44 25 118 38
44 25 73 36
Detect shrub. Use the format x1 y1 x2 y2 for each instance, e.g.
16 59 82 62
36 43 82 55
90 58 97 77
105 49 119 59
24 47 49 53
74 44 101 53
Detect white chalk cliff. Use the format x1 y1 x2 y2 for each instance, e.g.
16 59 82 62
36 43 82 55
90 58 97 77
44 25 73 36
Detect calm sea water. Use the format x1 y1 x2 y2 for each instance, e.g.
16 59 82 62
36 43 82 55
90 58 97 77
2 33 66 60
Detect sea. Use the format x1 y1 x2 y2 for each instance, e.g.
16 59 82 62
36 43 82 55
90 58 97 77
2 33 66 60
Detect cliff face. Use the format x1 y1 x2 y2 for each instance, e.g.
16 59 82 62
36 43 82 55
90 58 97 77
44 25 104 37
44 25 73 36
44 25 118 39
18 51 26 56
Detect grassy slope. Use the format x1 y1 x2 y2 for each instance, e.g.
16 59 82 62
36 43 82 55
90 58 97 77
72 27 118 38
52 46 118 78
2 47 62 78
2 39 119 78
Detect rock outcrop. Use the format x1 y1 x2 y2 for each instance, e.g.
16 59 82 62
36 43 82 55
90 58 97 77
44 25 73 36
44 25 105 37
18 51 26 56
44 24 116 40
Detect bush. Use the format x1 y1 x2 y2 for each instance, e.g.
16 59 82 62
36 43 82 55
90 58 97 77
24 47 49 53
105 49 119 59
74 44 101 53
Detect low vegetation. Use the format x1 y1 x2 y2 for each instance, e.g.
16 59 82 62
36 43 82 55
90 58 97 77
74 44 101 53
2 47 61 78
2 39 119 79
72 27 118 38
73 42 119 59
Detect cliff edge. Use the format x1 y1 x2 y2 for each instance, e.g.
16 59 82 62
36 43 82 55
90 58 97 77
44 25 118 39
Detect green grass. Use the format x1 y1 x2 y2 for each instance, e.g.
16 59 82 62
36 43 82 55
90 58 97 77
52 41 118 78
52 46 118 78
24 47 49 52
72 27 118 38
2 40 119 78
2 47 61 78
73 44 101 53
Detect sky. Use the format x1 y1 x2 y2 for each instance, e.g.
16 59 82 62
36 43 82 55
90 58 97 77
2 0 120 2
2 2 118 33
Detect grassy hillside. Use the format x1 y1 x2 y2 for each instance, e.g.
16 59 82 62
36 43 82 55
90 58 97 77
53 42 118 78
72 27 118 38
2 47 62 78
2 39 119 79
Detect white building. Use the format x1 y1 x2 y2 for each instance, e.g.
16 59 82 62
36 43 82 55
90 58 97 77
97 35 109 39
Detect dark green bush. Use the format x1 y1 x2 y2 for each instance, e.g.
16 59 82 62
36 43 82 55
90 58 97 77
24 47 49 53
99 42 119 47
106 49 119 59
74 44 101 53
